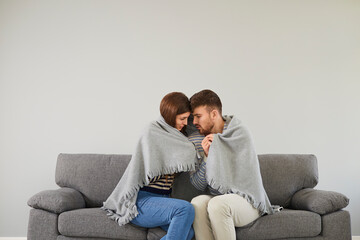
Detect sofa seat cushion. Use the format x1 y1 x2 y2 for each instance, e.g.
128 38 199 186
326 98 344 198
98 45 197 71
147 227 167 240
58 208 146 240
58 237 120 240
236 209 321 240
147 209 321 240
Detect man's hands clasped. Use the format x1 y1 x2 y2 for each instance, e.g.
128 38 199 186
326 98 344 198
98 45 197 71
201 134 214 157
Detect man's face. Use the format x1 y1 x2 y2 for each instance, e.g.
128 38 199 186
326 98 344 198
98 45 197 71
192 105 215 135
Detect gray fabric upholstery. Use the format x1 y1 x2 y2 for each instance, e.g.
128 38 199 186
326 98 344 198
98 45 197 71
258 154 318 207
148 209 323 240
27 153 351 240
321 210 351 240
276 211 351 240
236 209 321 240
291 188 349 215
147 228 166 240
57 237 127 240
278 237 323 240
58 208 146 240
147 228 195 240
28 187 85 214
27 209 58 240
146 211 351 240
55 153 131 207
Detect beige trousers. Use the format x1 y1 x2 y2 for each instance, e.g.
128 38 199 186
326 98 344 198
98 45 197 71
191 194 260 240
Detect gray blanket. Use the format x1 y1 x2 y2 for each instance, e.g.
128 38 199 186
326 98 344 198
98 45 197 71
102 117 198 226
206 115 277 215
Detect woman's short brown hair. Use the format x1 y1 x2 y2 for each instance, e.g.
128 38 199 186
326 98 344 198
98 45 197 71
160 92 191 127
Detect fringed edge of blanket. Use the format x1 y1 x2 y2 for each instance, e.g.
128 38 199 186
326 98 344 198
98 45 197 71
102 162 197 226
101 205 139 226
144 162 197 182
207 178 276 216
101 181 142 226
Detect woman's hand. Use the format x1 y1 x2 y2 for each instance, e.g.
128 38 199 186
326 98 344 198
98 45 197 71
201 134 214 157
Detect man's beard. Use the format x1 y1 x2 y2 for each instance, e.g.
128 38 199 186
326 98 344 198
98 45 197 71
201 129 212 136
197 123 213 136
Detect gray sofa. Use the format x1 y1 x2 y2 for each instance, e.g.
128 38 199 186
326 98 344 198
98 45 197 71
27 153 351 240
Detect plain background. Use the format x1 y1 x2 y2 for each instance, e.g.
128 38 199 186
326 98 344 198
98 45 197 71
0 0 359 237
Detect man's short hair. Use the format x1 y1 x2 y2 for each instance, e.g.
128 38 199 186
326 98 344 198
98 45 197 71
190 89 222 115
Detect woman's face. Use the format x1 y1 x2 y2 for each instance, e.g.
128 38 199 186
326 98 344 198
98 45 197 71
175 112 191 131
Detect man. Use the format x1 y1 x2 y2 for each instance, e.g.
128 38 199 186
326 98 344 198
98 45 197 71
188 89 276 240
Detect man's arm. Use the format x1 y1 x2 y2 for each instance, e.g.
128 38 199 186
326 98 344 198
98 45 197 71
188 132 212 191
189 158 208 191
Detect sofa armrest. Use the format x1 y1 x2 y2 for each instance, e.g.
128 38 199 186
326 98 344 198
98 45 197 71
290 188 349 215
28 187 86 214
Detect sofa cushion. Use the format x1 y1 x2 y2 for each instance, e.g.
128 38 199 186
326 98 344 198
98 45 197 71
28 187 85 214
147 227 167 240
57 237 113 240
291 188 350 215
56 154 132 207
258 154 318 207
58 208 146 240
236 209 321 240
147 209 321 240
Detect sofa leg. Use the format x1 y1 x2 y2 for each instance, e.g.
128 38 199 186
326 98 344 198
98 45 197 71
28 209 59 240
321 210 351 240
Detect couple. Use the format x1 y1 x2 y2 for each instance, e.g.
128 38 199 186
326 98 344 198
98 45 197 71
102 89 277 240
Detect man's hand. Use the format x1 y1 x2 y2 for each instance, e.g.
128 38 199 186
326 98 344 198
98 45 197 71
201 134 214 157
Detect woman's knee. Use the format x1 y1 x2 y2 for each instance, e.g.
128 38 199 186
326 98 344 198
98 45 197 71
187 226 195 240
176 201 195 220
185 202 195 219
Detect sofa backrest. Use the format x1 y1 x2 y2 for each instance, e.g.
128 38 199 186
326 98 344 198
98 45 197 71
258 154 318 207
55 153 318 208
56 153 132 207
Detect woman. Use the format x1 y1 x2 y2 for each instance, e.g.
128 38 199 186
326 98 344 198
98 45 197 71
103 92 197 240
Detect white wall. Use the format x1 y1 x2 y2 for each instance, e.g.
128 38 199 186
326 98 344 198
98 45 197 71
0 0 359 236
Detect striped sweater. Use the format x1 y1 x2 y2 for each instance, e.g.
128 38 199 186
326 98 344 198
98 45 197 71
141 174 175 195
188 120 229 195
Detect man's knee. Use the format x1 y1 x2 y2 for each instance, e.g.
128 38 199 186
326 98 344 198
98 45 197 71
207 196 231 217
191 195 212 207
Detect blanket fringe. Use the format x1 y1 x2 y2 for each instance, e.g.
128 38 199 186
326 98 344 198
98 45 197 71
145 162 196 181
102 162 197 226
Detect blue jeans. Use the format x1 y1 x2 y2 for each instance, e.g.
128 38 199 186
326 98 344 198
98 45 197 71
131 190 195 240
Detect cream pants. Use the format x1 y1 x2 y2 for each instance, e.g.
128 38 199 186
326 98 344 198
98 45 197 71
191 194 260 240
